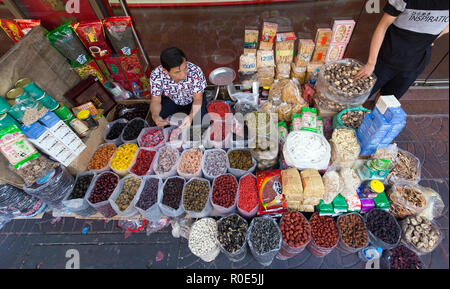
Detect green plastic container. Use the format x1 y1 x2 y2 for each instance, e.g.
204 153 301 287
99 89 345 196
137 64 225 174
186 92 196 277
54 103 75 122
17 78 46 100
0 96 11 114
36 93 59 110
333 107 371 130
0 113 20 130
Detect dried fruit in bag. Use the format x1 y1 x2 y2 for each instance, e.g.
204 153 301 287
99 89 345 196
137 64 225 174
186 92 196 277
103 16 138 56
72 21 112 60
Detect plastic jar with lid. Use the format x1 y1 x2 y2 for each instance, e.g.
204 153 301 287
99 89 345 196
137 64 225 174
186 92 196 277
77 110 99 129
69 118 89 138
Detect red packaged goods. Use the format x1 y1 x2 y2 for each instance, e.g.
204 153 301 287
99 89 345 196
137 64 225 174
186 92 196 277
103 16 138 56
104 56 128 80
72 21 112 60
256 170 287 216
13 19 40 35
118 54 144 80
0 19 24 42
74 60 106 84
315 28 332 48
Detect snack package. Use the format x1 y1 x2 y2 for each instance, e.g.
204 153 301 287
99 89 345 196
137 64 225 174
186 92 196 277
281 168 303 210
239 54 257 73
311 47 329 64
0 125 39 169
72 102 99 119
295 39 315 66
257 50 275 68
257 169 287 216
259 22 278 50
72 21 112 60
13 19 40 35
74 60 106 83
325 42 347 63
118 54 144 80
277 121 288 143
331 20 356 44
244 29 259 55
300 169 325 206
315 28 332 48
275 32 296 64
1 19 24 42
46 22 91 67
103 16 138 56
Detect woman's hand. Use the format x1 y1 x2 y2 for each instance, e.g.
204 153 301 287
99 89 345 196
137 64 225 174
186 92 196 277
153 115 169 127
354 62 375 80
178 115 192 129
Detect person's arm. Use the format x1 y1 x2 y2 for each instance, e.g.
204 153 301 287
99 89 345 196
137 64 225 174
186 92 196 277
179 92 202 129
150 95 169 127
433 24 449 46
355 13 397 79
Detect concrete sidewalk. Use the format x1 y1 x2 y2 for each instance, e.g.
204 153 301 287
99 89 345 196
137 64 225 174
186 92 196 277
0 88 448 269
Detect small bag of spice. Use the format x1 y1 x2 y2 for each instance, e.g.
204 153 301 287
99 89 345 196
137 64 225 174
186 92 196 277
109 174 144 217
182 177 212 218
103 16 138 56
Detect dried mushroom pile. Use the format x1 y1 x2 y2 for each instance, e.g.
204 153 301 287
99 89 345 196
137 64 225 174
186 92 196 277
340 110 369 129
388 150 420 183
323 61 376 97
402 216 441 253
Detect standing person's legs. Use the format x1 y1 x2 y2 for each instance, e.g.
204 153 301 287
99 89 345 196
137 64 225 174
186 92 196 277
379 66 426 100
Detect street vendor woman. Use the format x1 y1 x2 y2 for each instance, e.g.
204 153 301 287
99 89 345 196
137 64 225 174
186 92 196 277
149 47 208 128
355 0 449 99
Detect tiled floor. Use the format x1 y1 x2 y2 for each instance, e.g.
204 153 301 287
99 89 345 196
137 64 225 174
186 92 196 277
0 89 448 269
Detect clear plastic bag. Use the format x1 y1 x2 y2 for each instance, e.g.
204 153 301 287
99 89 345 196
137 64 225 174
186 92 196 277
188 218 220 262
386 148 421 185
307 213 339 257
322 170 345 204
316 58 377 106
336 213 369 254
137 126 168 150
128 147 157 176
388 181 428 219
158 176 185 218
418 187 445 221
233 100 258 115
275 63 291 79
276 211 311 260
109 174 145 218
400 215 443 256
176 148 203 179
104 118 128 146
364 209 401 250
268 79 285 102
236 173 259 218
281 79 303 104
87 143 117 174
85 171 120 218
211 174 239 216
134 176 163 222
62 171 95 214
152 145 180 179
109 143 138 177
0 183 45 218
182 177 212 219
330 128 360 170
373 143 399 163
120 117 149 144
217 213 248 262
247 216 282 266
201 148 229 181
23 165 74 209
226 148 256 178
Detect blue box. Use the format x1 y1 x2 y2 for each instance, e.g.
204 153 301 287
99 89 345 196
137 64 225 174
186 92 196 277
384 106 407 123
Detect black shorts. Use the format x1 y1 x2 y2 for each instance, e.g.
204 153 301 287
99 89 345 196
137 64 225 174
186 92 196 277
159 94 208 122
369 58 428 100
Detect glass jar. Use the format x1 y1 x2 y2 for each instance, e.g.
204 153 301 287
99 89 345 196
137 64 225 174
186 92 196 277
69 118 89 138
77 110 99 129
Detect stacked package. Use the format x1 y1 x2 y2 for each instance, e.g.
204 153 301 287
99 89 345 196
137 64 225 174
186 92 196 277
357 95 407 155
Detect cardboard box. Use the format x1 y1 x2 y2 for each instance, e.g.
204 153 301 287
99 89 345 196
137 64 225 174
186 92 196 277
331 20 356 44
314 28 332 48
325 42 347 63
311 47 329 64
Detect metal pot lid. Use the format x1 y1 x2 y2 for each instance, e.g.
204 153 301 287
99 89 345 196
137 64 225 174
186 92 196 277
208 67 236 86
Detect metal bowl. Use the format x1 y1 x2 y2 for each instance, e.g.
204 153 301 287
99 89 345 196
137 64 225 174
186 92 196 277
208 67 236 86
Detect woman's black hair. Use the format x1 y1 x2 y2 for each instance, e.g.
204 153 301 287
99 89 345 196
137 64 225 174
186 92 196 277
160 47 187 71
